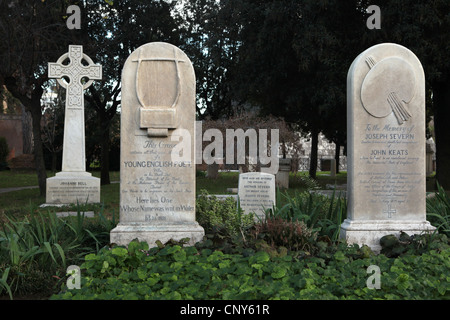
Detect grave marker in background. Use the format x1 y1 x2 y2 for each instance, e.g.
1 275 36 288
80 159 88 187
275 158 290 189
110 42 204 247
340 43 435 252
238 172 275 219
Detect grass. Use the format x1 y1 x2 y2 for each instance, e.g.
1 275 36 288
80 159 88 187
0 170 344 222
0 169 439 226
196 171 240 194
0 170 119 188
196 170 348 194
0 171 40 189
0 180 120 224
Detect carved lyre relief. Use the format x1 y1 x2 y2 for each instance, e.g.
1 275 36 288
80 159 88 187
361 55 416 125
133 47 185 137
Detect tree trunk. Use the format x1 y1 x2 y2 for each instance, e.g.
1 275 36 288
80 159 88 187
433 78 450 190
334 140 341 175
30 88 47 196
100 121 111 185
309 126 319 179
51 152 57 172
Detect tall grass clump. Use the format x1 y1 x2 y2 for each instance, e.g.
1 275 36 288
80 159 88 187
266 189 346 242
426 182 450 237
0 203 116 299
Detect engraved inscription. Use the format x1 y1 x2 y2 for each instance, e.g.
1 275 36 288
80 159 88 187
238 173 275 218
357 120 421 217
121 138 194 221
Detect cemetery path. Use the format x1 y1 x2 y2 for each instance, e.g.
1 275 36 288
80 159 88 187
0 186 39 194
0 181 120 194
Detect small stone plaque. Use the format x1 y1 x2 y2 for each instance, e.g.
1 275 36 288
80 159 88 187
238 172 276 219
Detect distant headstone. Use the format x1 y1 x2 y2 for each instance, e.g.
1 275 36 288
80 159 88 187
330 158 337 177
238 172 276 219
275 158 291 189
0 114 23 160
320 158 332 171
341 43 435 252
9 154 35 171
206 158 222 179
110 42 204 247
45 45 101 205
426 139 435 177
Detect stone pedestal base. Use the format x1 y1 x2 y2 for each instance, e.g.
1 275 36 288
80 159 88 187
340 219 436 253
45 172 100 205
110 222 205 247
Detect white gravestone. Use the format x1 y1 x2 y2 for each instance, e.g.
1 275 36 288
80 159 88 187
45 45 101 205
340 43 435 252
238 172 276 219
110 42 204 247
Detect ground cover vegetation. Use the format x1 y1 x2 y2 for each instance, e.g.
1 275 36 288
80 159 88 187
0 173 449 300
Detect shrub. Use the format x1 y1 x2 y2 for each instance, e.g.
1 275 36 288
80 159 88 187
0 206 115 299
268 190 346 241
196 190 255 240
250 217 318 252
426 182 450 237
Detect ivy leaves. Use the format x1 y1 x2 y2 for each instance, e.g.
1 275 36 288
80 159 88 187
52 239 450 300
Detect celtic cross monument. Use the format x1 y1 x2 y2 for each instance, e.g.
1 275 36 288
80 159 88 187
45 45 102 205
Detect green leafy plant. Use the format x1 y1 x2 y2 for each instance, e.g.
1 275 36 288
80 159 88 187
380 232 449 258
51 240 450 300
267 189 346 241
196 190 255 243
0 267 13 300
0 204 115 298
426 182 450 236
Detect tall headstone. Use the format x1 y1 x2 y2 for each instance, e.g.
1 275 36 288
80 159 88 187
340 43 435 252
238 172 276 219
110 42 204 246
45 45 101 205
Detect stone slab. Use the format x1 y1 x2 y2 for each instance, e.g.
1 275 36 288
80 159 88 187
340 219 435 253
341 43 435 250
55 211 95 218
110 42 204 246
110 223 204 247
238 172 275 219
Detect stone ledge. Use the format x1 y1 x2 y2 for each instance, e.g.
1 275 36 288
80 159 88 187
110 222 205 247
340 218 436 253
55 211 95 218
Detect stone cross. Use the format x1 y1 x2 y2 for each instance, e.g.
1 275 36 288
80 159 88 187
48 45 102 172
383 204 396 219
